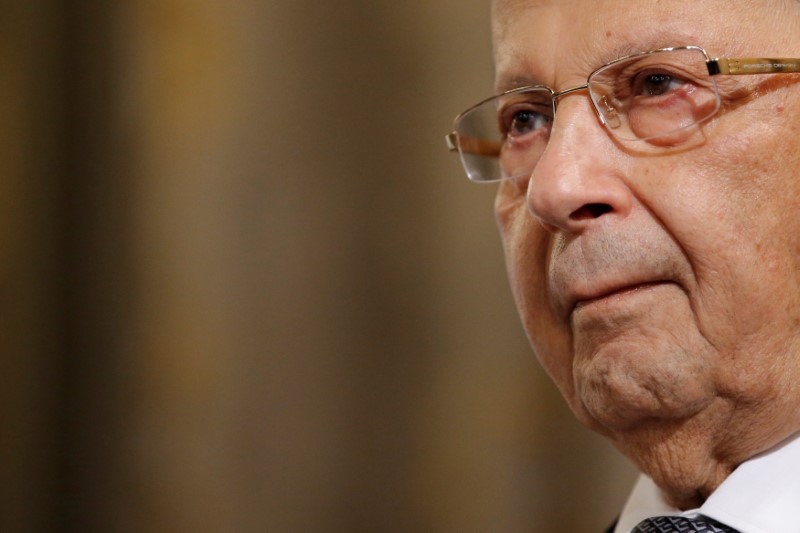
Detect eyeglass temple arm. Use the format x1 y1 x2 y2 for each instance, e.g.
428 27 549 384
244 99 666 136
708 57 800 75
445 132 502 157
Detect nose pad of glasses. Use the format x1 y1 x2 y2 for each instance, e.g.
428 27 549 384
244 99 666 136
597 95 621 129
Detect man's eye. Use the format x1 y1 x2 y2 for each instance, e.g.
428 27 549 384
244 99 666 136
639 73 685 96
503 109 552 137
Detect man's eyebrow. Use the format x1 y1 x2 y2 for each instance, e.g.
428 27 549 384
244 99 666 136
494 38 689 94
495 76 546 94
601 41 649 64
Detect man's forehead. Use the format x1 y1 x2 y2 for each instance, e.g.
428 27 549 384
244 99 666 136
492 0 779 12
493 0 695 38
492 0 680 89
492 0 678 52
491 0 794 91
492 0 789 30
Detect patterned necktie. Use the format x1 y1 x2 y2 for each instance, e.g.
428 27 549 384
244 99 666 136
632 515 738 532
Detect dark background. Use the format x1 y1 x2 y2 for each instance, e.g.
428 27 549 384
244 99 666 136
1 1 636 531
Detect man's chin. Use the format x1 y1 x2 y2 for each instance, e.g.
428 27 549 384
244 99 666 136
572 368 715 433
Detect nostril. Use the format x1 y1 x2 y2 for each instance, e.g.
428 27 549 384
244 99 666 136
571 203 612 220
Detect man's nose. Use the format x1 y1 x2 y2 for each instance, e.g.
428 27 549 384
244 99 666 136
525 97 633 234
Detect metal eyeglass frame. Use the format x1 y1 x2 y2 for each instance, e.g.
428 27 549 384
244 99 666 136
445 45 800 173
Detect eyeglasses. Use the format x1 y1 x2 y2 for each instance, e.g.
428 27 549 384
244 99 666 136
446 45 800 183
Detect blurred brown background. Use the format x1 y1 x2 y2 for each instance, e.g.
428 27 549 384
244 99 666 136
1 1 636 532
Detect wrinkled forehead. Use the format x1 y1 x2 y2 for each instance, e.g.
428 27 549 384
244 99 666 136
491 0 796 91
492 0 779 36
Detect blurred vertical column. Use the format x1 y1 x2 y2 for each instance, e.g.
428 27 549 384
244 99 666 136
55 0 249 530
0 1 63 532
81 0 362 530
54 0 144 531
117 0 372 529
42 0 367 530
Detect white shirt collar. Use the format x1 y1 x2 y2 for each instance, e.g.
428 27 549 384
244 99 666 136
615 432 800 533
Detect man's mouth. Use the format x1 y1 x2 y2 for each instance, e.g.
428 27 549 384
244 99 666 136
570 280 673 315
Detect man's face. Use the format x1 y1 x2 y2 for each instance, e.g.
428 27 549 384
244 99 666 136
494 0 800 504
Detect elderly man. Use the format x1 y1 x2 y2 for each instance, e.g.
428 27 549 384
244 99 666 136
447 0 800 531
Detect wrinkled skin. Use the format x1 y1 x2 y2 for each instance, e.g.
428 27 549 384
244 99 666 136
492 0 800 509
